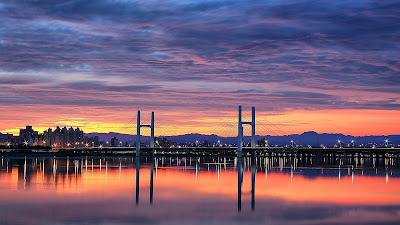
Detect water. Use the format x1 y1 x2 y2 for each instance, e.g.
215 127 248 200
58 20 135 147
0 155 399 225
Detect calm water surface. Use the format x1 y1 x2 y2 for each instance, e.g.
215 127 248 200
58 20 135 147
0 156 399 225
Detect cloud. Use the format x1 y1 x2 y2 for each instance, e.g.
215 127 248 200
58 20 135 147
0 0 399 132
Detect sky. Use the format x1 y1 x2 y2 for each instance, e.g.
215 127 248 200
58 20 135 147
0 0 399 136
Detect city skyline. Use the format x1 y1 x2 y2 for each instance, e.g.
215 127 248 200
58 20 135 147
2 124 399 148
1 0 399 136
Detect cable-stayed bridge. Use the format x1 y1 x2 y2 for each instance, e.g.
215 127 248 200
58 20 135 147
58 106 400 159
32 106 400 214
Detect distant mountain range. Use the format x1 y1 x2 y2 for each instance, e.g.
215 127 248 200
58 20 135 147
87 131 400 147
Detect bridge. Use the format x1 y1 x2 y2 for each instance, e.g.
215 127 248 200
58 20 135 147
61 146 400 162
3 106 399 213
51 105 399 157
66 106 400 213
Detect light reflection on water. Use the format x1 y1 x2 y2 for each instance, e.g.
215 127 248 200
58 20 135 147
0 155 400 225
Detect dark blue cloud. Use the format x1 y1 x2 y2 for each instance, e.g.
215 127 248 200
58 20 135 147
0 0 399 110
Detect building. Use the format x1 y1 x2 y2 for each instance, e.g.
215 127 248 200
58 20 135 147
43 128 54 146
43 126 84 148
19 126 39 146
110 136 120 147
85 136 99 146
0 132 16 144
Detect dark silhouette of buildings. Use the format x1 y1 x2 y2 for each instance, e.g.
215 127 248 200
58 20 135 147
0 132 16 144
110 136 120 147
19 126 42 145
43 126 84 148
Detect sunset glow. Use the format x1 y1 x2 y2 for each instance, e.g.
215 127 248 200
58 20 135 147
0 0 399 136
2 163 399 206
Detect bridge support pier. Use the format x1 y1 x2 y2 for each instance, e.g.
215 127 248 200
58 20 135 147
237 156 242 212
136 111 140 157
251 155 256 211
237 105 256 158
150 156 154 204
238 106 242 158
150 112 155 149
136 110 155 157
376 153 380 167
333 153 336 165
396 154 400 168
316 151 323 165
136 156 140 205
370 153 373 167
251 107 256 148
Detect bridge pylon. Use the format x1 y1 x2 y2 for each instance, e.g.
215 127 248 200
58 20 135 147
237 105 256 157
136 111 155 157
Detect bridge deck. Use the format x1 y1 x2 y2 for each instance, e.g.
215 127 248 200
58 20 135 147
56 147 400 156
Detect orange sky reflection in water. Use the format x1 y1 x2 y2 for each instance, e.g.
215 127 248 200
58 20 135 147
0 164 399 206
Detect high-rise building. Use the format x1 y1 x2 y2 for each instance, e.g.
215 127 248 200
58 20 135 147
43 128 54 146
19 126 38 146
43 126 84 148
68 127 75 145
75 127 84 145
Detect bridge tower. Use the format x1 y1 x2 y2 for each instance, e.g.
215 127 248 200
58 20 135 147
136 111 155 157
237 105 256 157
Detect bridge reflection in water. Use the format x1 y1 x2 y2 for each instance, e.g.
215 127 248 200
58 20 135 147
1 155 400 224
